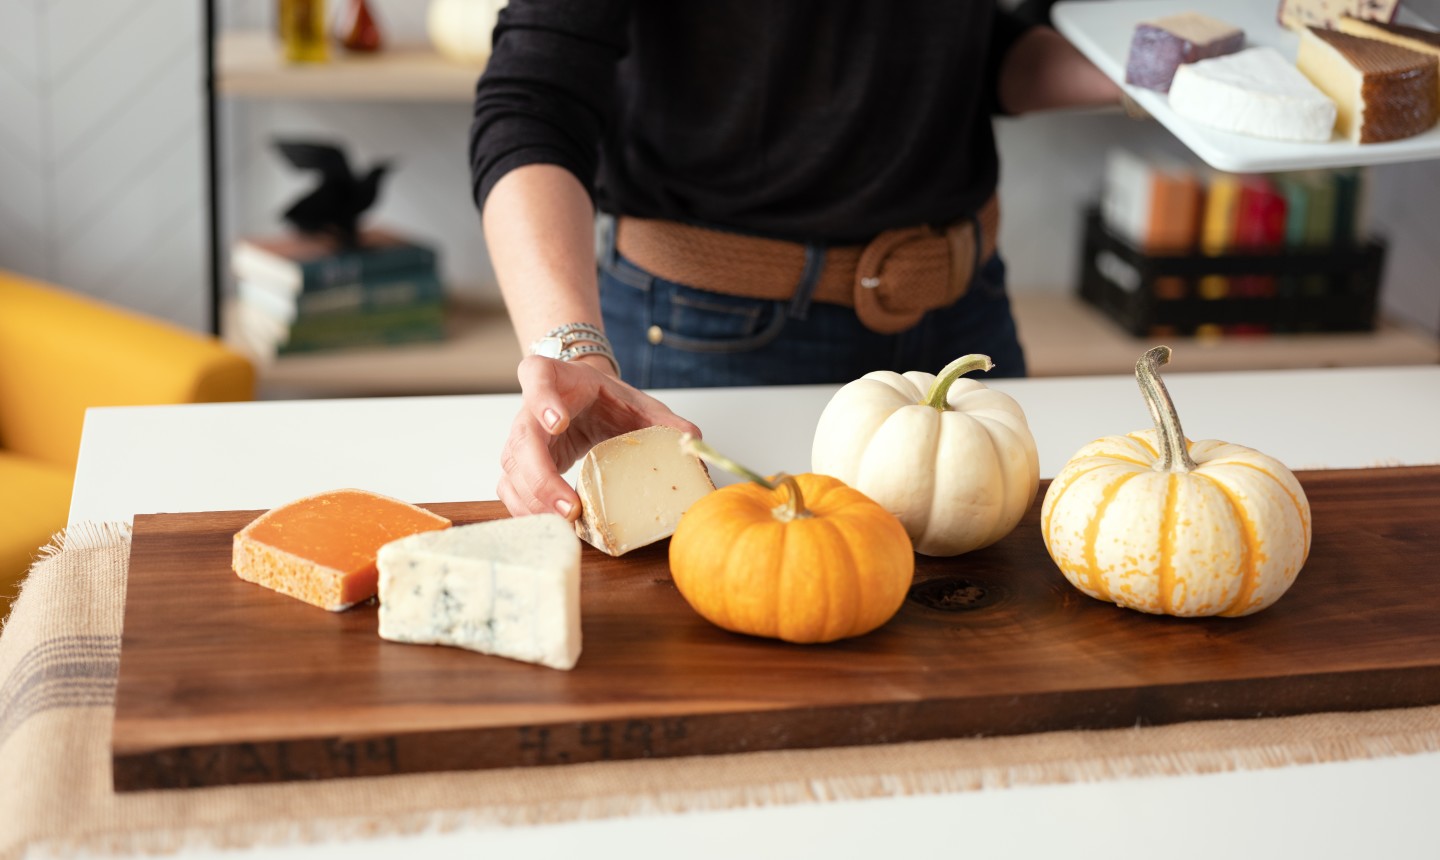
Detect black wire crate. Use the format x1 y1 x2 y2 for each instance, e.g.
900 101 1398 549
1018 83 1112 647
1077 208 1387 337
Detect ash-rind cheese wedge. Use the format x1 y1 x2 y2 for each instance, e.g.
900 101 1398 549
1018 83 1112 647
1337 16 1440 102
574 425 715 556
1124 13 1245 93
376 514 581 670
1169 47 1338 142
1297 26 1440 143
1277 0 1401 33
233 488 452 611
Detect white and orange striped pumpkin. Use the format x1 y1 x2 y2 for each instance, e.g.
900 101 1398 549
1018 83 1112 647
1040 346 1311 618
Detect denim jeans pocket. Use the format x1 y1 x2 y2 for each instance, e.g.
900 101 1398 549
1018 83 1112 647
652 280 787 354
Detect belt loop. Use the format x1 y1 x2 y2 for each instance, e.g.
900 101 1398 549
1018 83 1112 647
787 244 826 321
596 212 618 268
969 211 984 286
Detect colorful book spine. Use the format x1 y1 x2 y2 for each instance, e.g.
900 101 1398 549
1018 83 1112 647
279 301 447 355
1199 173 1241 301
231 231 440 296
240 270 446 325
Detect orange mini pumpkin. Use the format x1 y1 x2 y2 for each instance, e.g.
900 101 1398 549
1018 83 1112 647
669 437 915 644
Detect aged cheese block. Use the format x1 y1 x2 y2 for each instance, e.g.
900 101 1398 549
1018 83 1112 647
1169 47 1338 142
233 488 451 611
1298 26 1440 143
574 425 715 557
376 514 581 670
1278 0 1401 32
1124 13 1245 93
1337 16 1440 102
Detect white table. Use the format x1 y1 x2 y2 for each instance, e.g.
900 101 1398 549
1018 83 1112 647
71 366 1440 859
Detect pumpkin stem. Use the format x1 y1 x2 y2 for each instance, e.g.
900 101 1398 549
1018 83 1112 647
922 354 994 410
1136 346 1196 473
680 434 812 521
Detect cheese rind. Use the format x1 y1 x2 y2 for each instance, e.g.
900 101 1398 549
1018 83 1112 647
376 514 581 670
1337 16 1440 103
233 488 452 611
1277 0 1400 32
1125 13 1246 93
574 425 715 557
1169 47 1338 142
1297 26 1440 143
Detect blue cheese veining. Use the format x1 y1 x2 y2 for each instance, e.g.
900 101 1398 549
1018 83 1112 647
376 514 581 670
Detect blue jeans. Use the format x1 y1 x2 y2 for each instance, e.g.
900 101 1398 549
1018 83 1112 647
597 217 1026 389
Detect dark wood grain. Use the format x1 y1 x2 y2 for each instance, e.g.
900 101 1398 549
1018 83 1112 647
112 466 1440 791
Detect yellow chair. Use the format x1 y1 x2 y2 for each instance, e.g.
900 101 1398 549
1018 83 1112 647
0 271 255 619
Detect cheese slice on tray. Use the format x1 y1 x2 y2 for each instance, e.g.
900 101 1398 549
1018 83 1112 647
574 425 715 556
377 514 581 670
1297 26 1440 143
233 488 452 611
1125 12 1246 93
1337 16 1440 101
1169 47 1338 142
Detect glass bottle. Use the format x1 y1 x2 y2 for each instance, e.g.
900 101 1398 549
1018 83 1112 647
278 0 328 64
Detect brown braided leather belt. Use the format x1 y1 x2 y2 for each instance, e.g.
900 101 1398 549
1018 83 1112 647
614 194 999 334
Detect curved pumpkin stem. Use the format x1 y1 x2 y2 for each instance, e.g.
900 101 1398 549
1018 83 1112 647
1136 345 1196 473
922 354 994 410
680 434 812 521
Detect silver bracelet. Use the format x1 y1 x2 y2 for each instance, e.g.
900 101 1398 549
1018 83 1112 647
528 323 622 377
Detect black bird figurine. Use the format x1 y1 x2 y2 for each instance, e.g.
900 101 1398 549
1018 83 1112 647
274 140 390 248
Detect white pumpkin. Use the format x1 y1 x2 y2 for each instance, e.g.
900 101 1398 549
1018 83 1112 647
1041 346 1312 617
427 0 507 66
811 354 1039 557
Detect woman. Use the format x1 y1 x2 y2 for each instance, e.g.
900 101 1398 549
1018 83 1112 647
470 1 1120 520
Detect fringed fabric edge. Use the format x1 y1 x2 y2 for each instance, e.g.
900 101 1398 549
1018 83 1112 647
1 522 131 642
24 721 1440 860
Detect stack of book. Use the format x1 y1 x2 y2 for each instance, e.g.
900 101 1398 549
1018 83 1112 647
228 228 446 360
1099 149 1371 335
1101 148 1368 261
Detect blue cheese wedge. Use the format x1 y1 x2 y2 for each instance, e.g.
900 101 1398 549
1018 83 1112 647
376 514 581 670
1169 47 1337 142
574 425 715 556
1278 0 1401 33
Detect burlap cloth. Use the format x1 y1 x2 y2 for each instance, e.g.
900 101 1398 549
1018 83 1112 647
4 524 1440 858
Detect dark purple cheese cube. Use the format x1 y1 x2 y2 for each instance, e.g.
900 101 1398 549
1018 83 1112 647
1124 14 1246 93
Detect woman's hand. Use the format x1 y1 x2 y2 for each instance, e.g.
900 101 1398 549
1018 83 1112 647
497 355 702 520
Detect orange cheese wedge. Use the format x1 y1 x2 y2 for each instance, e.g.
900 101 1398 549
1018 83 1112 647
233 488 451 611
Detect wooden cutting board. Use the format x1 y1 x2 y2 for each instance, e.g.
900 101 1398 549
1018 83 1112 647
112 466 1440 791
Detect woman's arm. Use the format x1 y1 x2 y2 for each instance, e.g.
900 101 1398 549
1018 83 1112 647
483 164 607 362
482 166 699 522
998 25 1123 114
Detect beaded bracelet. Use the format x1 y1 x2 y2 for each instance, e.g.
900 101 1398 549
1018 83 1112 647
528 322 622 377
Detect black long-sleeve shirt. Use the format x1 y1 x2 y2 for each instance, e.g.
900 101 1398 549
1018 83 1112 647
470 1 1032 245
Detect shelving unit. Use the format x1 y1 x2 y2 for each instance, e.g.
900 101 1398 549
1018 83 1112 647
225 300 522 399
204 18 498 397
216 31 480 102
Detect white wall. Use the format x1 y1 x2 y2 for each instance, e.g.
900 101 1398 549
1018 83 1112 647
0 0 208 330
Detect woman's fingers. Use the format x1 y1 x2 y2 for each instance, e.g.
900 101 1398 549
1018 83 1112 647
517 355 596 437
502 355 704 522
498 409 582 520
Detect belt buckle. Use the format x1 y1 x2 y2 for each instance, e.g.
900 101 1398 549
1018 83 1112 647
852 220 977 335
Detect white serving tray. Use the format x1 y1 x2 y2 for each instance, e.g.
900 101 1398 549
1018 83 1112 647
1052 0 1440 172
